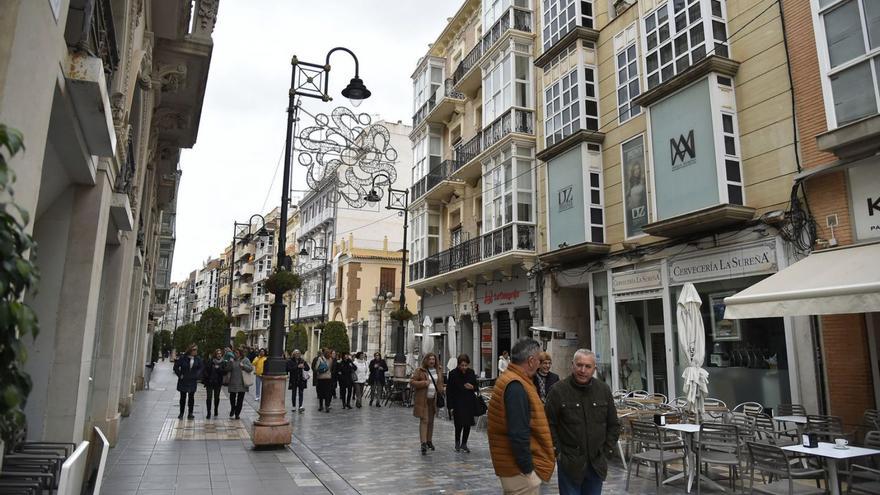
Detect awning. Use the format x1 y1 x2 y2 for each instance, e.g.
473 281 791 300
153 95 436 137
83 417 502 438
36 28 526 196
724 242 880 319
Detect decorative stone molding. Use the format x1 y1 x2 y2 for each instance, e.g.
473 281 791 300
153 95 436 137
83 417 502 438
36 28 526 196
190 0 219 40
153 109 187 132
138 35 154 90
157 64 187 93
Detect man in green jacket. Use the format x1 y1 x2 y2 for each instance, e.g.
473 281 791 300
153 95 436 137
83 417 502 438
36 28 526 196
544 349 620 494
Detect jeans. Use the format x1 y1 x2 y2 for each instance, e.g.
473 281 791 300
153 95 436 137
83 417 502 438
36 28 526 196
205 384 221 416
229 392 245 418
340 384 354 407
255 376 263 399
557 463 603 495
291 387 304 408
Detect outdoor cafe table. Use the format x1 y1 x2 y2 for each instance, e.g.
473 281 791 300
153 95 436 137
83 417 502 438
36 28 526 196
782 442 880 495
658 423 709 494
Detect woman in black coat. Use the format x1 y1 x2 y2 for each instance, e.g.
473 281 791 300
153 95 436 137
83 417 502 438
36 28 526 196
446 354 479 453
202 348 226 419
286 349 310 413
368 352 388 407
533 351 560 402
335 352 357 409
173 344 204 420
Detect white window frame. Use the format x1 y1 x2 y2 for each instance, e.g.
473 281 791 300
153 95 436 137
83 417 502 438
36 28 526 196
614 23 642 124
482 143 536 232
719 111 744 205
585 143 605 244
812 0 880 129
641 0 729 91
542 45 598 147
541 0 595 52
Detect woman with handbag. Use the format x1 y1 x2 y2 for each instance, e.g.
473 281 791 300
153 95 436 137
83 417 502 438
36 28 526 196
353 352 369 408
173 343 203 420
446 354 480 453
411 352 444 455
222 349 253 419
335 352 357 409
368 352 388 407
285 349 310 413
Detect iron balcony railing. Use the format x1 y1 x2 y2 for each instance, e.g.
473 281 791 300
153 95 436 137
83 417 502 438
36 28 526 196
68 0 119 76
483 108 535 149
410 133 485 202
411 79 465 128
452 42 483 87
482 7 533 55
409 222 536 282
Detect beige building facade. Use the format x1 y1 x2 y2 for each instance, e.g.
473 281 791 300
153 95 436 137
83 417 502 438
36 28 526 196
0 0 217 445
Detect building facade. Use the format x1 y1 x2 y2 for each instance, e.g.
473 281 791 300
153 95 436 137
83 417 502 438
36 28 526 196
0 0 217 445
409 0 826 413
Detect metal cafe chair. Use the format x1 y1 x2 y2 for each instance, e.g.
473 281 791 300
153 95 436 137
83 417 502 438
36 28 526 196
626 420 686 493
847 430 880 494
777 403 808 416
746 441 826 495
754 413 799 446
696 423 743 494
805 414 848 443
733 401 764 417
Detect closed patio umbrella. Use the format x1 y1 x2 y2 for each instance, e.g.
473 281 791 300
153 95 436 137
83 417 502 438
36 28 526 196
421 316 433 355
406 319 417 370
446 316 458 371
676 283 708 419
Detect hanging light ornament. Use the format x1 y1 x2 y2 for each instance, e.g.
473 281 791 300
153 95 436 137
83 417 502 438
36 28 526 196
296 106 398 208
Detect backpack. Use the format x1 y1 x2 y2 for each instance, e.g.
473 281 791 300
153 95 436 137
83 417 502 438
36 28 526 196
317 358 329 374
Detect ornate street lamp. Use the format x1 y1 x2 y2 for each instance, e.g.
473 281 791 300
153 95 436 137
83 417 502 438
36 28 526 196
225 214 269 346
253 47 370 447
364 173 410 364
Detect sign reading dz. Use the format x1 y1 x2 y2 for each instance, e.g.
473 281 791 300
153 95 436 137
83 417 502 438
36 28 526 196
670 129 696 170
558 185 574 212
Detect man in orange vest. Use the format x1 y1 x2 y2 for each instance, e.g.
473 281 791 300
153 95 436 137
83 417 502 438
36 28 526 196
488 338 556 494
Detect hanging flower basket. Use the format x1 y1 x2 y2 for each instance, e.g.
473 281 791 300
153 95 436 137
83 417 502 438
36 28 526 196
389 307 413 322
264 270 302 295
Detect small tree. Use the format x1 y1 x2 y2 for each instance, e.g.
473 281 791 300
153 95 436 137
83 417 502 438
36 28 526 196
233 330 247 348
319 321 350 354
196 307 229 359
0 124 38 451
173 323 197 354
286 324 308 354
158 329 173 355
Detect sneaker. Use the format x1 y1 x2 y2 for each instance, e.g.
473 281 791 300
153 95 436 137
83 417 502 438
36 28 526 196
427 442 435 451
187 415 195 420
454 442 461 452
420 443 427 455
462 445 471 453
178 413 184 420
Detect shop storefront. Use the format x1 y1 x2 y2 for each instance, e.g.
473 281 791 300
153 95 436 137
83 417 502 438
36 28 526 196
474 277 532 378
582 235 801 411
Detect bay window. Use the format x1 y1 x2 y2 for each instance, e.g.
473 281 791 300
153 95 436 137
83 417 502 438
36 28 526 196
409 207 441 264
542 42 599 147
615 23 642 123
541 0 594 52
815 0 880 127
483 49 533 127
413 61 443 115
643 0 729 90
411 130 442 184
482 144 535 231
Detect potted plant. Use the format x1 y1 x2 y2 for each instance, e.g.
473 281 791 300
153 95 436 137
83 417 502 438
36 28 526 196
264 269 302 295
389 307 413 322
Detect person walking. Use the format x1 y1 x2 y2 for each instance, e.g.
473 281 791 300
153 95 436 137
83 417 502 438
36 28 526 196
173 344 204 420
286 349 310 413
202 348 226 419
368 352 387 407
253 348 267 401
446 354 478 453
488 338 555 495
498 350 511 375
353 351 369 408
314 348 334 412
144 358 155 390
411 352 444 455
335 352 356 409
533 351 560 403
329 349 339 405
545 349 620 495
223 349 253 420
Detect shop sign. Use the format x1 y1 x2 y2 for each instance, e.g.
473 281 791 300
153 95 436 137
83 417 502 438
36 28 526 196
650 78 720 220
612 267 663 294
669 240 777 284
476 278 529 312
848 164 880 241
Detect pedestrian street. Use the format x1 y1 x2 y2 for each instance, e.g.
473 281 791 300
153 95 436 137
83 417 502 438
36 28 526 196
97 361 823 495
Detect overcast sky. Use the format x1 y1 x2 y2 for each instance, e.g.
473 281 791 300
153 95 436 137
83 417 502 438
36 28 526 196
172 1 459 280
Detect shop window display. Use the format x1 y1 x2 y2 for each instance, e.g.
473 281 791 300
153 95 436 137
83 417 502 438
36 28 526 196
669 276 790 409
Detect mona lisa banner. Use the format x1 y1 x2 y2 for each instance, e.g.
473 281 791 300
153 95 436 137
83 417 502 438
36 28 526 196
622 135 648 238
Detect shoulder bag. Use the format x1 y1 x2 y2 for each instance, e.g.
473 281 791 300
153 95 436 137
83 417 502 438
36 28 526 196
428 370 446 409
474 391 488 416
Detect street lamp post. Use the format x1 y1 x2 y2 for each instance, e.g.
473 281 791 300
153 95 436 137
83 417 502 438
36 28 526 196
364 174 409 364
253 47 370 447
225 215 269 346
